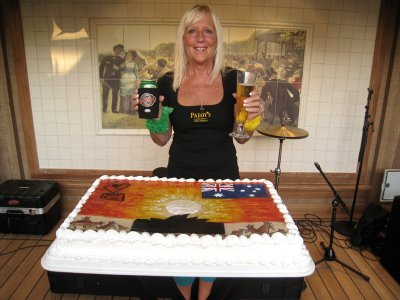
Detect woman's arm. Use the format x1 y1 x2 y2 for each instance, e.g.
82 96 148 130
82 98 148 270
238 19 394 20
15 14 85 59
150 126 172 146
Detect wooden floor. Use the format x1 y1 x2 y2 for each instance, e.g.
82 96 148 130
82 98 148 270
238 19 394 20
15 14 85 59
1 217 399 300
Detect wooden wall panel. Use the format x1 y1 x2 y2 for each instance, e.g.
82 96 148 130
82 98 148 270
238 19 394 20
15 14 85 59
0 0 38 180
0 5 23 181
367 0 400 205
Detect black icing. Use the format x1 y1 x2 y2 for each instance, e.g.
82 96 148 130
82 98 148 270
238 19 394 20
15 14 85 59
131 214 224 235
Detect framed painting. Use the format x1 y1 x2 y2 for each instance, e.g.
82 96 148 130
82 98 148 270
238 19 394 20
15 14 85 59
91 20 309 132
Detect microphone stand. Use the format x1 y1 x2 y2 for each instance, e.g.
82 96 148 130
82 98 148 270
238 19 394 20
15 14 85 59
314 162 370 281
336 88 373 237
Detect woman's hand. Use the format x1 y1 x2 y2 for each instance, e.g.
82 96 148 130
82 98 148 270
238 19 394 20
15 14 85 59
243 90 264 120
231 89 264 144
132 90 140 111
132 91 171 146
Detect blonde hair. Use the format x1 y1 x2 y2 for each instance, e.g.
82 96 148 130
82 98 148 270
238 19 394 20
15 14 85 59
173 5 225 91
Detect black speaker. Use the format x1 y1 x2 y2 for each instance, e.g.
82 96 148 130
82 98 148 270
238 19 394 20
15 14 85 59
380 195 400 283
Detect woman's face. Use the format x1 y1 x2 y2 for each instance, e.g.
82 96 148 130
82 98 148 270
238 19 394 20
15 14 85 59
183 14 217 66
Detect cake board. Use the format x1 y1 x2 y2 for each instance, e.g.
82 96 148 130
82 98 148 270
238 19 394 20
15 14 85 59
43 250 313 298
46 272 305 299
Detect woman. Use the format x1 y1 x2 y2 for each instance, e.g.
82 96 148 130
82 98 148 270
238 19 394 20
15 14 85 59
119 49 139 114
134 5 264 300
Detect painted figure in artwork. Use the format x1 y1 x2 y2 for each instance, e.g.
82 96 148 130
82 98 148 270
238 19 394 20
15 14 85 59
99 44 125 113
119 49 139 114
262 66 300 126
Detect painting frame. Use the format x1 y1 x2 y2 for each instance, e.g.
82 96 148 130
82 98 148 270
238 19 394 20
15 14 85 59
90 19 312 135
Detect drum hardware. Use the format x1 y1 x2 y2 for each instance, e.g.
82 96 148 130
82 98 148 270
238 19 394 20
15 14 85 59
257 119 309 191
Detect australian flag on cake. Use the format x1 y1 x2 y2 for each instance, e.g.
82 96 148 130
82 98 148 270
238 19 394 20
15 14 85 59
201 183 270 199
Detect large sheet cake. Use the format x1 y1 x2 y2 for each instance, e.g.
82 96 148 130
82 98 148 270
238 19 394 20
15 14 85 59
41 175 315 277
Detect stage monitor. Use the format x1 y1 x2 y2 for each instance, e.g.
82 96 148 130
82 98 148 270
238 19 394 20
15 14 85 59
380 169 400 202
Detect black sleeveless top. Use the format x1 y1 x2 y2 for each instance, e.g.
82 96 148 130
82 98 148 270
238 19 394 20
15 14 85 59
157 68 239 180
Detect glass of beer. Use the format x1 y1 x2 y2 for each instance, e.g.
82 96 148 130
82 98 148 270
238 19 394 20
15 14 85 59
229 70 257 138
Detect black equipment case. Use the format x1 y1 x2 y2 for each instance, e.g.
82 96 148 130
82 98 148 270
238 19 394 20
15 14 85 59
0 180 61 234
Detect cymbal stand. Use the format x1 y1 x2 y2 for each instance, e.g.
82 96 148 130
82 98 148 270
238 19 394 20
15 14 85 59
271 118 288 191
271 138 284 191
314 162 370 281
257 118 309 192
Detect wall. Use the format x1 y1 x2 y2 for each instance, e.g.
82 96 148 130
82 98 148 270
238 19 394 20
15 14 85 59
19 0 380 174
2 0 400 218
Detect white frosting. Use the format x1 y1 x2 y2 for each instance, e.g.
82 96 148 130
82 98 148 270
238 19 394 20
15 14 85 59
43 176 314 275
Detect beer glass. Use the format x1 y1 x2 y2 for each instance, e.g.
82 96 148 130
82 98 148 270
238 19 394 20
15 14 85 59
229 70 257 138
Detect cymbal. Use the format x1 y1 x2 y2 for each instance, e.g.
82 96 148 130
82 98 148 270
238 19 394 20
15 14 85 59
257 123 309 139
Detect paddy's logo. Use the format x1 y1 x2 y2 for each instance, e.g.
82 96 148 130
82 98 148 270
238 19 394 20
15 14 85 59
191 111 211 123
139 93 156 107
191 111 211 119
